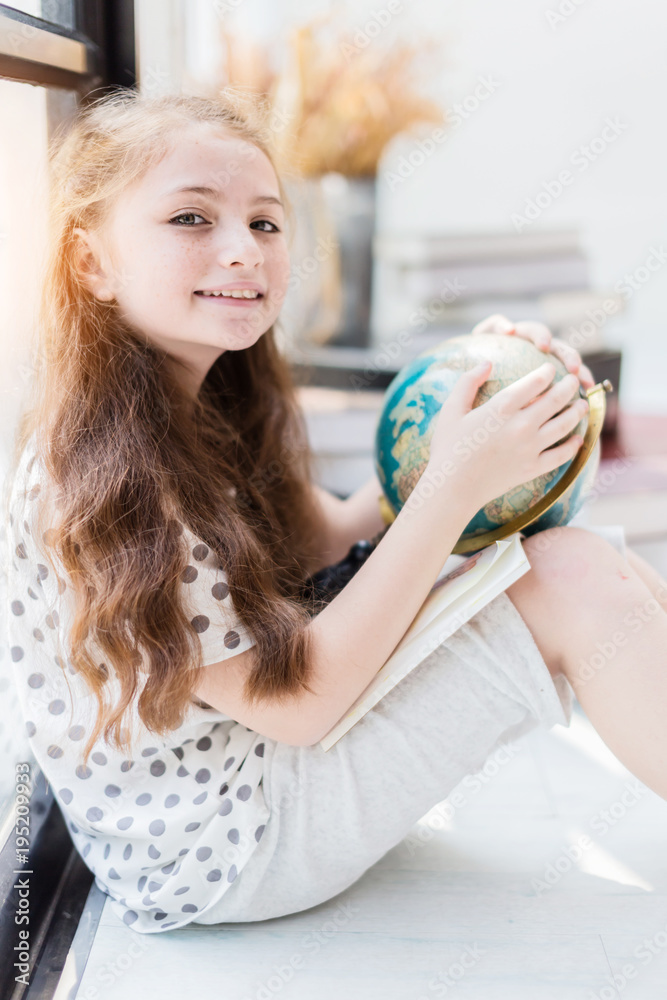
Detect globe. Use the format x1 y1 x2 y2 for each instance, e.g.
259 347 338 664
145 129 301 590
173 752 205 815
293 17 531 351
374 332 607 554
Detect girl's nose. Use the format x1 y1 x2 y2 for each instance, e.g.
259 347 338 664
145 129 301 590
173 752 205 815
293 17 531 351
214 221 264 268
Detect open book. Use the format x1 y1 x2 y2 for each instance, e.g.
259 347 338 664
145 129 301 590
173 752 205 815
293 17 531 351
318 531 531 752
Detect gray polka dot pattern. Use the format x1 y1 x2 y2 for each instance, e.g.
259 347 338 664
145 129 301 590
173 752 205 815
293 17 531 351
5 440 270 935
191 615 210 634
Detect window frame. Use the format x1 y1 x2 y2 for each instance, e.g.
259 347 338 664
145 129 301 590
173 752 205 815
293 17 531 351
0 0 135 94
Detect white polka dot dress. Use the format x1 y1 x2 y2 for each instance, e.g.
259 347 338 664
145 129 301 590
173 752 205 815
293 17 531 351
4 438 271 933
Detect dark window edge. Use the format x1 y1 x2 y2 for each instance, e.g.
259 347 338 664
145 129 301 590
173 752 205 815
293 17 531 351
0 767 94 1000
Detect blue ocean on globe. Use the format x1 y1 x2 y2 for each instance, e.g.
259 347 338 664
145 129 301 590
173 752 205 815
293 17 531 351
374 333 600 550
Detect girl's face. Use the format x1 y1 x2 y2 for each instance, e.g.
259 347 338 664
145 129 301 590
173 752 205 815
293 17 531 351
75 125 291 397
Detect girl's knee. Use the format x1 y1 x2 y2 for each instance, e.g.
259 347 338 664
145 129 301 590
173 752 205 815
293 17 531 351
520 525 622 593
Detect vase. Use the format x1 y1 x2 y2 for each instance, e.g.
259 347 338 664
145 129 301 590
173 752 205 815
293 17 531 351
280 173 376 351
319 172 376 348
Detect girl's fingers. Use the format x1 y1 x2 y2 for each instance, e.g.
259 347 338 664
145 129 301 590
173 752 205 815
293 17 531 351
528 371 583 424
512 320 552 352
471 313 515 336
470 317 596 390
490 362 559 416
579 363 596 388
547 336 596 389
535 430 584 478
538 393 588 448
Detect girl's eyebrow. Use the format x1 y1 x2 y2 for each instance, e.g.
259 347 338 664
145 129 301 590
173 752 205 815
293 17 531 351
162 184 283 208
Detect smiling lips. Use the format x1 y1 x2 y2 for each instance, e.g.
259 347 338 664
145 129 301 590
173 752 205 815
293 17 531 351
194 291 264 311
199 289 260 297
194 286 264 306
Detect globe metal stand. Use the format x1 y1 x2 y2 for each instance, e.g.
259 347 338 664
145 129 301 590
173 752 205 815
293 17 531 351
378 379 614 555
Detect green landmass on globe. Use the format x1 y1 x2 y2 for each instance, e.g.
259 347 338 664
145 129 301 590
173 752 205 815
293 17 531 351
374 332 603 552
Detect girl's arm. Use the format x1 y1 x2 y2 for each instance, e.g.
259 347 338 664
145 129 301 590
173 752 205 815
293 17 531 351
194 359 571 746
194 471 476 746
309 475 387 572
340 472 387 543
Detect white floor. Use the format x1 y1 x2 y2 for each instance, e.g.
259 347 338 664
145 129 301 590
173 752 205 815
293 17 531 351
62 704 667 1000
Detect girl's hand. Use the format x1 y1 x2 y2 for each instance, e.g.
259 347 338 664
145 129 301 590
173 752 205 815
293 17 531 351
470 313 596 391
425 360 587 512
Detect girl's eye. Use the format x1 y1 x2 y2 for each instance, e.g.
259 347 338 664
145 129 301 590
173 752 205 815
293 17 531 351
168 214 281 232
251 219 281 233
169 212 208 226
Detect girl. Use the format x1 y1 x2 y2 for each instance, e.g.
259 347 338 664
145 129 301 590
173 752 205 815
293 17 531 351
4 89 667 936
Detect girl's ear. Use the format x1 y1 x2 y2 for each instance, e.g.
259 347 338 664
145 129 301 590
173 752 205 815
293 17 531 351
72 227 115 302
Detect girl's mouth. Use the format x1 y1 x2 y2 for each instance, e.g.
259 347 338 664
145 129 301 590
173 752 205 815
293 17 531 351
194 290 264 308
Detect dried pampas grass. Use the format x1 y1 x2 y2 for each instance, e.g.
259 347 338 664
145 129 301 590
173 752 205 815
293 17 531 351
209 11 446 177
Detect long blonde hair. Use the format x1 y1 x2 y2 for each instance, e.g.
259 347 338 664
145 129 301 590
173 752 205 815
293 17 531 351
5 89 329 766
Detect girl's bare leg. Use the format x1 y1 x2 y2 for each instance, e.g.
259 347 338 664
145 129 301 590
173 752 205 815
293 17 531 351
624 545 667 612
506 526 667 801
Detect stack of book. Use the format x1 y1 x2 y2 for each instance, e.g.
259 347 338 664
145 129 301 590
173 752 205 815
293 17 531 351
370 229 624 356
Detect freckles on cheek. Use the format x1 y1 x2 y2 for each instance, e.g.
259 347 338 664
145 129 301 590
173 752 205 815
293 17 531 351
147 245 193 295
171 240 208 291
